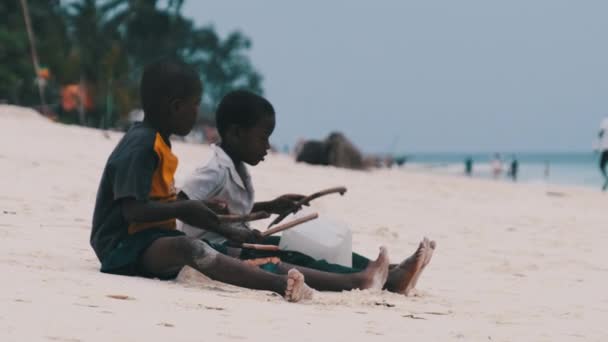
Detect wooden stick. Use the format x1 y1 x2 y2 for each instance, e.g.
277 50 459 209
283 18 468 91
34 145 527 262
240 243 281 251
267 187 346 228
262 213 319 237
218 211 270 223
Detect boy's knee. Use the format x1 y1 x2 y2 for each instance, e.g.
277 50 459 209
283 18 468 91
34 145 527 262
171 235 197 251
174 236 219 269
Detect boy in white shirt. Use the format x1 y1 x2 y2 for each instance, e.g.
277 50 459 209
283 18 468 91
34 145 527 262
180 90 435 295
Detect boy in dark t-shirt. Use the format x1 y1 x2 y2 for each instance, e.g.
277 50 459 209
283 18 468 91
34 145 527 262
90 60 312 302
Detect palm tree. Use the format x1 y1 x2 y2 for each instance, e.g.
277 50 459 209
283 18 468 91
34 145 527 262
195 30 264 110
102 0 263 111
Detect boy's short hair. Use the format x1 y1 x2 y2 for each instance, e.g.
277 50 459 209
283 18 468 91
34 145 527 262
216 90 275 138
140 59 202 121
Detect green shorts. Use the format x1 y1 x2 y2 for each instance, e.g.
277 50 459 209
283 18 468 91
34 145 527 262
100 228 185 279
205 236 371 274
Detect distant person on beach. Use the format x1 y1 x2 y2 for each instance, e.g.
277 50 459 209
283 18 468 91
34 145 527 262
179 90 435 295
394 155 407 167
89 60 313 302
491 153 503 179
508 156 519 181
597 117 608 190
464 157 473 176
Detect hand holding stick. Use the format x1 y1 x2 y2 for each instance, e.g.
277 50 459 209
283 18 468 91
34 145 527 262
267 187 346 228
262 212 319 237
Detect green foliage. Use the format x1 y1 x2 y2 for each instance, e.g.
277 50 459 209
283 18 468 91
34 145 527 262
0 0 263 128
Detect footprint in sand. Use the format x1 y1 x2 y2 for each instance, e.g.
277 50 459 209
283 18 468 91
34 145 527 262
373 226 399 239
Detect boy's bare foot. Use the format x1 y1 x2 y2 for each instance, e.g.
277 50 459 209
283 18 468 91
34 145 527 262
285 269 314 302
409 239 436 290
359 246 390 290
384 238 428 295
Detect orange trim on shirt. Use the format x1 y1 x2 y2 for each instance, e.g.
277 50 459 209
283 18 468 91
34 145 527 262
128 133 178 234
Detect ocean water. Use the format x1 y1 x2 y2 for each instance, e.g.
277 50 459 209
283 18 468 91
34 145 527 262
401 152 606 189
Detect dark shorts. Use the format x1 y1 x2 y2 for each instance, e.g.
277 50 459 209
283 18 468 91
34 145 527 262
601 151 608 173
100 228 185 279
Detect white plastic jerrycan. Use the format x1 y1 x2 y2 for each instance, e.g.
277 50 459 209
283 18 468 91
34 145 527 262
278 209 352 267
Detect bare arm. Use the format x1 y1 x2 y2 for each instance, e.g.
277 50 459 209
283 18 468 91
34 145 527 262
253 194 308 214
122 198 184 223
178 190 227 213
252 201 273 213
122 198 259 243
122 198 220 232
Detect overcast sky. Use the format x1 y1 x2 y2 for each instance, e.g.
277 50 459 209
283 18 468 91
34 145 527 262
183 0 608 154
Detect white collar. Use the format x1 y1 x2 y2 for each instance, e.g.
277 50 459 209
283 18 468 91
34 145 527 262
212 144 248 190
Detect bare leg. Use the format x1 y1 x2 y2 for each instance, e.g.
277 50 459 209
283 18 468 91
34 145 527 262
600 153 608 191
140 236 312 302
384 238 429 295
274 246 389 292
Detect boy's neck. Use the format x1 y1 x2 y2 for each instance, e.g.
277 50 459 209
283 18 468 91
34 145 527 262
143 117 171 144
219 143 242 167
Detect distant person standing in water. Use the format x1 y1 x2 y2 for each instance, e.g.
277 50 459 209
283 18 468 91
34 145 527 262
464 157 473 176
597 117 608 190
508 156 518 181
491 153 503 179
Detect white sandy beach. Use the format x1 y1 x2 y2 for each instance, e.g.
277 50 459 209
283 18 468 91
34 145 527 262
1 105 607 341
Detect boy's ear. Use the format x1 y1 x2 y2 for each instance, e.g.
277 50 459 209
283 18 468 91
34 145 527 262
224 124 240 142
225 125 238 143
169 98 181 115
